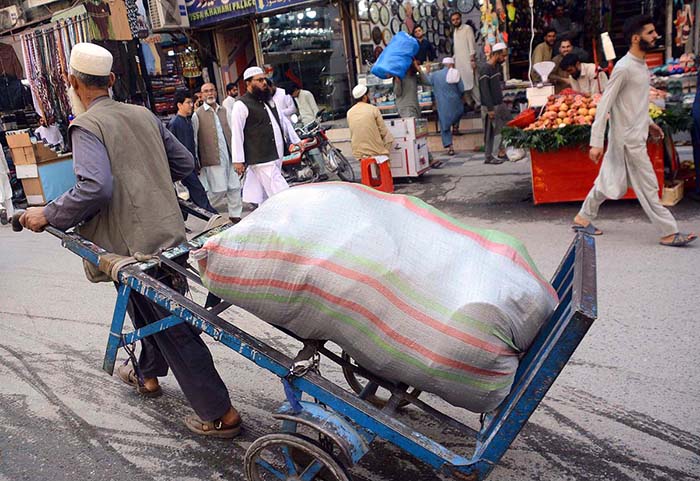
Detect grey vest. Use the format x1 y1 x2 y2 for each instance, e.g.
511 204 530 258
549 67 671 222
238 92 284 165
195 104 231 168
70 98 186 282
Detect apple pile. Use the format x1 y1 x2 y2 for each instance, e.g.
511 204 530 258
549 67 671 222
524 93 601 130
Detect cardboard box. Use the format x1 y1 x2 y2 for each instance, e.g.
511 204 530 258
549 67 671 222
661 180 684 206
20 177 45 206
10 146 36 165
35 142 59 162
5 130 32 149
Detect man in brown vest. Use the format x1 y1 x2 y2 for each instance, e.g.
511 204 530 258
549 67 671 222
192 83 242 223
20 43 243 438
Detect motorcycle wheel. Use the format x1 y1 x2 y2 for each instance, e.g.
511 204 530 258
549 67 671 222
330 148 356 182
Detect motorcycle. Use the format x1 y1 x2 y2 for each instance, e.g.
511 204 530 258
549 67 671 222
281 113 355 184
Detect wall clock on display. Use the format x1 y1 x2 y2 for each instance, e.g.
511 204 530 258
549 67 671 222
379 4 390 26
445 38 453 55
369 2 380 24
382 28 392 45
397 2 406 21
357 0 369 21
371 25 382 44
374 45 383 60
412 5 421 23
400 23 409 33
457 0 475 13
390 17 401 34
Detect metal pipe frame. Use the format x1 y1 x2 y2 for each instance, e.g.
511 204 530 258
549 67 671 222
44 220 596 481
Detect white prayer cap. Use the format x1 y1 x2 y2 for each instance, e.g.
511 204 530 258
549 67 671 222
244 66 265 80
442 57 455 65
70 43 113 76
491 42 508 53
352 84 368 99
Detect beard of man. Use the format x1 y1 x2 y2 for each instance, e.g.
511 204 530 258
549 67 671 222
639 38 656 52
68 86 87 116
252 84 272 101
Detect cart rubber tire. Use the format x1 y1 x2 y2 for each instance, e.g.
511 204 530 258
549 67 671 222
332 149 356 182
245 432 351 481
340 351 420 408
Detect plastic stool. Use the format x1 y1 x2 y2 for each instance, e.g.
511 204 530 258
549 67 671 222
360 157 394 193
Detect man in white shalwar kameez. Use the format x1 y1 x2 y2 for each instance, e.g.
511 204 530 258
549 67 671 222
192 83 243 222
231 67 300 205
451 11 478 111
0 146 14 224
573 15 696 247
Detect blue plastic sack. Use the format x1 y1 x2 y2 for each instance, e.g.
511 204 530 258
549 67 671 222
370 32 419 79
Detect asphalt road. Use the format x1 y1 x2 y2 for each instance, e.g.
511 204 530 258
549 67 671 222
1 152 699 481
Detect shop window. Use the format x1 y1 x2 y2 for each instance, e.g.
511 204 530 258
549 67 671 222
258 4 350 118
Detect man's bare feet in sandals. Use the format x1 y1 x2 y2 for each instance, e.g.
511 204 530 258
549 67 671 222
571 215 603 235
659 232 697 247
184 406 242 438
116 364 162 398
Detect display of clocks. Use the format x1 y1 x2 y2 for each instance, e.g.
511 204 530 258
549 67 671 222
379 5 390 26
369 2 380 24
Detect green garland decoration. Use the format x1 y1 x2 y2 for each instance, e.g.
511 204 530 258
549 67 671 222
503 106 692 153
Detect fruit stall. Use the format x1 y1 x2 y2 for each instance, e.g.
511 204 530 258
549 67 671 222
503 90 691 205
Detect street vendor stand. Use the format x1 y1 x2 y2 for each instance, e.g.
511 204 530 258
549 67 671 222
528 142 664 205
503 90 685 205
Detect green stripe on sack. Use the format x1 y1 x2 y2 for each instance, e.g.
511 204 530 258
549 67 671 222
218 232 518 351
405 196 545 280
204 280 514 392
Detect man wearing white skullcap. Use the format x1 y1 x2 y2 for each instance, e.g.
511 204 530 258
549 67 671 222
20 42 243 438
346 83 394 162
230 65 300 204
425 56 465 155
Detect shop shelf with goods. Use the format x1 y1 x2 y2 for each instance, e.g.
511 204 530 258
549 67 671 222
502 91 682 205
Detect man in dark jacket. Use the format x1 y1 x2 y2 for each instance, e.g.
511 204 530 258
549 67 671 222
167 91 216 214
478 42 511 165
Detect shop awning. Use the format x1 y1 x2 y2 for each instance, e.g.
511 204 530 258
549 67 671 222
187 0 256 29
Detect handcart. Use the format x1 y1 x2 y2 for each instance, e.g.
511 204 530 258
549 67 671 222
13 201 597 481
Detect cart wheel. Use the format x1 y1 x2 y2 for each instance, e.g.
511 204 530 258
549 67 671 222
245 432 351 481
340 351 421 408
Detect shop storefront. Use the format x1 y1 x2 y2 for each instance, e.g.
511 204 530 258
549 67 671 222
186 0 256 96
256 0 355 118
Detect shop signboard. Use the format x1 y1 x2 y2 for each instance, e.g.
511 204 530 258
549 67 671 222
255 0 314 14
186 0 255 28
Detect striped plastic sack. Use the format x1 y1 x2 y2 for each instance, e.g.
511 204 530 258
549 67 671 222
194 183 558 412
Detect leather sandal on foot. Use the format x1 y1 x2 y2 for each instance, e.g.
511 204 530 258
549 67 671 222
184 414 242 439
659 232 697 247
116 364 163 398
571 223 603 236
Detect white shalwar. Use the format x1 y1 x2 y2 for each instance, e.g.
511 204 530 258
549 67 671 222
0 147 14 218
453 24 477 93
231 99 301 204
579 53 677 236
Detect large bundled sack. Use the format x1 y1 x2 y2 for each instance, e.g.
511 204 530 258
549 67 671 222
370 31 419 79
194 183 558 412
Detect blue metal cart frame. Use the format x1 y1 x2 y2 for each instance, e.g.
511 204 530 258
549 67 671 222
23 203 596 481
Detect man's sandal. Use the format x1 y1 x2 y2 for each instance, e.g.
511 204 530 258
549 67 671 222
184 414 242 439
571 223 603 236
116 364 163 398
659 233 697 247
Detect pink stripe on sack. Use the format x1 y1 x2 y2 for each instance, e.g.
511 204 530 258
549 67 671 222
205 269 511 377
205 245 517 357
304 183 558 301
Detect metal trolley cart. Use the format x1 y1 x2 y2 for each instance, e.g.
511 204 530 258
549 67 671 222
13 202 597 481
